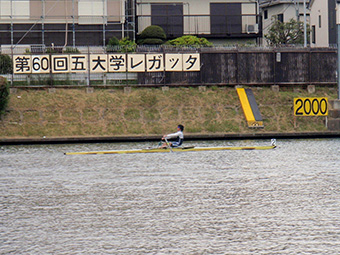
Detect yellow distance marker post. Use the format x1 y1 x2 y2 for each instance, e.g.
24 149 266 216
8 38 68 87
237 88 264 128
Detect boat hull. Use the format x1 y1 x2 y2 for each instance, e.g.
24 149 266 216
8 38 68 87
65 145 276 155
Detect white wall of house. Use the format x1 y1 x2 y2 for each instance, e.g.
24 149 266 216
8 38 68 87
136 0 258 35
79 0 107 24
0 0 123 24
0 0 30 21
310 0 329 47
262 3 308 45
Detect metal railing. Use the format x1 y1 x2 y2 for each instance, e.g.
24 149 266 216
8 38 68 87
137 14 260 37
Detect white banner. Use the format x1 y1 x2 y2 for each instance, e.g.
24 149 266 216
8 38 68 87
13 53 200 74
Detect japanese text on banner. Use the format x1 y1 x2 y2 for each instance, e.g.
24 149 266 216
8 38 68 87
13 53 200 74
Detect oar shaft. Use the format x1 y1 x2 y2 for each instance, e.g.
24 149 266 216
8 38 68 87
164 138 173 152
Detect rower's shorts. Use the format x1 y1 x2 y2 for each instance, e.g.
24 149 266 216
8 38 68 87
171 140 183 147
171 142 181 147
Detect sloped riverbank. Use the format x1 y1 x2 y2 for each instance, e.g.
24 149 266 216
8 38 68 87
0 86 338 141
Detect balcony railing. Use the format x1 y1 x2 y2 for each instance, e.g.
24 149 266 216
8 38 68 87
137 14 260 38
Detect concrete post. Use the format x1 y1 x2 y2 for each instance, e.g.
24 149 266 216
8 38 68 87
271 85 279 93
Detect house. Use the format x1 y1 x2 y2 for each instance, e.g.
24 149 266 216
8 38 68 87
135 0 261 44
0 0 132 48
0 0 262 48
309 0 338 47
260 0 310 45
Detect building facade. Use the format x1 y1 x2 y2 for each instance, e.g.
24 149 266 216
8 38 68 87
309 0 338 47
136 0 261 44
0 0 133 48
260 0 309 45
1 0 265 48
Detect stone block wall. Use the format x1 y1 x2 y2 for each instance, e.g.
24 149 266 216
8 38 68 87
328 99 340 131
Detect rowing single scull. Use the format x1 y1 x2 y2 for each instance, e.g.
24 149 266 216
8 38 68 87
64 139 277 155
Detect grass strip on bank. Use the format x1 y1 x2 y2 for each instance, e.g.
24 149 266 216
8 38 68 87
0 86 337 138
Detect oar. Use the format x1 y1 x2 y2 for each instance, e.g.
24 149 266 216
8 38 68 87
157 139 163 148
164 137 173 153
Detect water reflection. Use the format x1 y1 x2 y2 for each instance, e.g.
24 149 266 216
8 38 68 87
1 139 339 254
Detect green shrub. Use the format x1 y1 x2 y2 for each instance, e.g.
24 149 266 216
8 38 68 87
0 76 10 115
166 35 212 47
106 37 137 52
106 36 120 52
46 48 56 54
0 54 13 74
63 47 80 54
119 37 137 52
140 38 164 45
107 36 120 47
138 25 166 45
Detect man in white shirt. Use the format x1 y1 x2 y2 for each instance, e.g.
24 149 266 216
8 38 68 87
161 124 184 148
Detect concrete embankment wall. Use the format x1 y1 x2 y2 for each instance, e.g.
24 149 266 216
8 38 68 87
0 86 339 143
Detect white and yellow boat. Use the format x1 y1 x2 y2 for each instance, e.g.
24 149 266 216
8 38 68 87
65 139 277 155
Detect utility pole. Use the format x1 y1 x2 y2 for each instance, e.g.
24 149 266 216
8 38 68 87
42 0 45 46
294 0 300 21
72 0 75 48
10 0 13 48
10 0 14 86
337 1 340 99
338 24 340 99
303 0 307 47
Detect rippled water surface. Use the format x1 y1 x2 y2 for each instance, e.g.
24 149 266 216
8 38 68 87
1 139 340 254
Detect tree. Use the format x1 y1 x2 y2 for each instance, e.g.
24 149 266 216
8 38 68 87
0 54 13 74
137 25 166 45
0 76 9 116
166 35 212 47
265 18 309 46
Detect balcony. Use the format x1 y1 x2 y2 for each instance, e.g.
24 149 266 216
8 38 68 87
137 14 261 39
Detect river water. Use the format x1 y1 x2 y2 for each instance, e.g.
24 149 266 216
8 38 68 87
0 138 339 254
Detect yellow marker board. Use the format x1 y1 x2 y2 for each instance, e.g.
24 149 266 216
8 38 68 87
236 88 263 127
294 97 328 116
237 88 255 122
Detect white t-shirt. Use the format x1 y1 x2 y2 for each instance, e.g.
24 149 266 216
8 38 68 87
165 131 184 140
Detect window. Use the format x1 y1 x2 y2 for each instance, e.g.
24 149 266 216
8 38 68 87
277 14 283 23
210 3 242 35
151 4 183 37
319 15 321 28
312 25 316 44
264 10 268 20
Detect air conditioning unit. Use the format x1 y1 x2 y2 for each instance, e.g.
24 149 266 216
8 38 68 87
246 24 259 34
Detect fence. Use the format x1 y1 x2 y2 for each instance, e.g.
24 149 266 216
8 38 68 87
140 46 337 87
0 45 338 87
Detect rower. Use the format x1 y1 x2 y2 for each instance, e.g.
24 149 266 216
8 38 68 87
161 124 184 148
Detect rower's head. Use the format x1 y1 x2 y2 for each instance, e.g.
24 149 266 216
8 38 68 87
178 124 184 131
